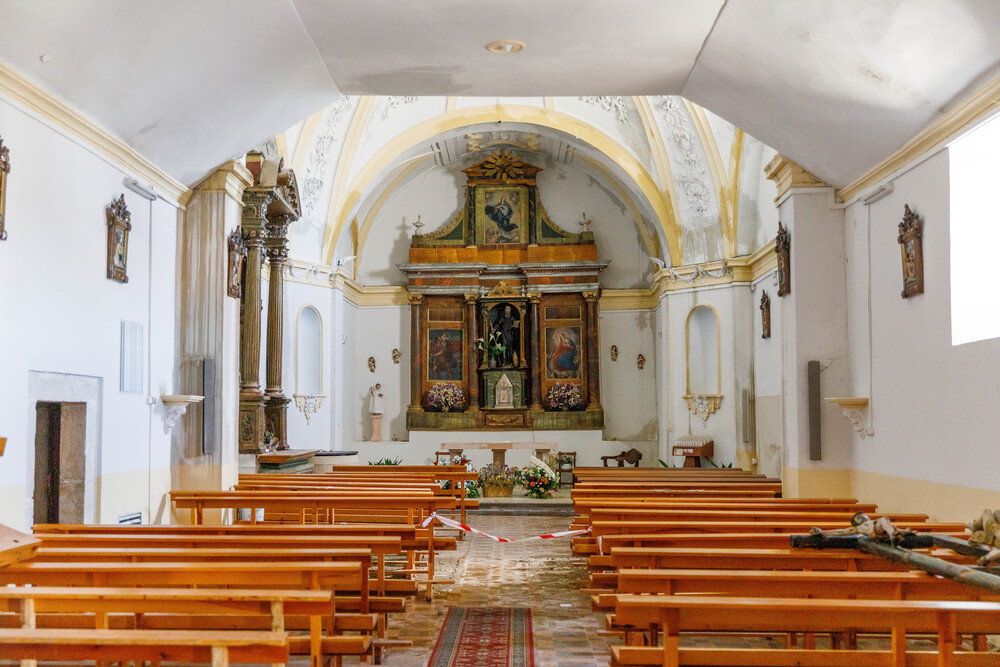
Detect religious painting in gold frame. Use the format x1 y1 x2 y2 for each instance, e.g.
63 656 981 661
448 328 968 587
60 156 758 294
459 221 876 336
898 204 923 298
0 135 9 241
475 185 529 245
106 194 131 283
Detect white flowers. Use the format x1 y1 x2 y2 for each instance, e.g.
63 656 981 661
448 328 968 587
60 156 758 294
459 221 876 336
529 455 556 481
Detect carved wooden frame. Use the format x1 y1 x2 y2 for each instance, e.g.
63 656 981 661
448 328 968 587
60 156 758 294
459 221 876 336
898 204 924 298
775 222 790 296
0 135 9 241
106 194 131 283
759 290 771 339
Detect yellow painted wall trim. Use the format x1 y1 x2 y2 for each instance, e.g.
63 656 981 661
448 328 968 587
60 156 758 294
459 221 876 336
356 156 431 274
289 109 325 181
839 73 1000 203
764 154 828 201
284 260 408 306
727 129 746 257
321 96 376 263
191 160 254 203
320 104 683 266
274 133 288 162
600 289 659 311
0 62 192 205
685 101 734 257
634 96 681 261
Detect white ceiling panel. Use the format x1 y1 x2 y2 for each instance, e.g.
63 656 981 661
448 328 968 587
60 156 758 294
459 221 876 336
291 0 726 96
0 0 340 185
684 0 1000 187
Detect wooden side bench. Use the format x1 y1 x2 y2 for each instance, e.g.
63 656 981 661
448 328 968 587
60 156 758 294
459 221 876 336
611 596 1000 666
0 628 289 666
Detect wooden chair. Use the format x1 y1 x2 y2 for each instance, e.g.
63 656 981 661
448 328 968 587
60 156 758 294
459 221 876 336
601 448 643 467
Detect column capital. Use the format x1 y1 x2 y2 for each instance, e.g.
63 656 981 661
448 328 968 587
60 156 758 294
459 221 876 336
464 293 479 304
527 292 542 304
407 293 425 305
582 290 601 302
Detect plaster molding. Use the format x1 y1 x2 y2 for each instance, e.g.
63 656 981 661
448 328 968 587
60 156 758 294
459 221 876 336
634 96 681 262
654 96 713 218
321 95 376 261
764 154 828 201
192 160 254 203
579 96 630 123
600 289 658 311
379 96 418 121
284 259 409 306
838 73 1000 203
301 98 355 226
0 62 191 205
290 109 324 178
685 101 732 252
683 394 722 424
293 394 326 423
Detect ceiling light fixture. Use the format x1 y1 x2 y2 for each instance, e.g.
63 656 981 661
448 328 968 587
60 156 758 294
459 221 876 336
485 39 525 55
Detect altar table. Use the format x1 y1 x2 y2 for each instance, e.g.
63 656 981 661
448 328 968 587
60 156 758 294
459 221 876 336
445 442 557 467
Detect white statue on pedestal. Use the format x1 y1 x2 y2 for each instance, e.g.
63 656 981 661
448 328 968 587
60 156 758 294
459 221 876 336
369 383 384 442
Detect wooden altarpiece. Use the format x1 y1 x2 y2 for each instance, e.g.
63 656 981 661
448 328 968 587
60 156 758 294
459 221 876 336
400 150 607 431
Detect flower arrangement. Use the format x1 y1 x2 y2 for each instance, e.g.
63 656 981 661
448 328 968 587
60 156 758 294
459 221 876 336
476 331 506 364
478 463 519 496
522 455 558 498
425 383 465 411
545 382 584 410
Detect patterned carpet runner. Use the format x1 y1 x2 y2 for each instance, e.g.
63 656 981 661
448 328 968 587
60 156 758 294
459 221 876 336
428 606 534 667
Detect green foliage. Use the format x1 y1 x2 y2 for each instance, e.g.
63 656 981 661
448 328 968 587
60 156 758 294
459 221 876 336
476 331 506 360
706 458 734 468
465 480 482 499
368 457 402 466
658 458 677 468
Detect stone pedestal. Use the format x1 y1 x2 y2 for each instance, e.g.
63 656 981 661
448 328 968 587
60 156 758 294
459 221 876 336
370 414 383 442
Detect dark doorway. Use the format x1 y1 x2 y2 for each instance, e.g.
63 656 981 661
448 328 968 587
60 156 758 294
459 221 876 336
33 401 86 524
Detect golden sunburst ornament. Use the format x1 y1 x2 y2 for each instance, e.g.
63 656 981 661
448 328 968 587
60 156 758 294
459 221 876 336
481 149 526 182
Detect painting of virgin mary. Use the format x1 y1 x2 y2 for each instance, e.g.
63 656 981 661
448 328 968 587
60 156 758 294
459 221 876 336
545 326 581 379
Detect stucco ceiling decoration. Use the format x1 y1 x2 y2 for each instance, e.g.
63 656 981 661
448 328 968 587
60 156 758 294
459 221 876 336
580 97 630 124
300 97 354 226
0 2 997 190
477 149 528 182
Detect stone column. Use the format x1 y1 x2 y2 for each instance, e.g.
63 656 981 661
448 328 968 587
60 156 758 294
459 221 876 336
407 293 424 412
264 214 292 449
583 290 602 410
527 292 542 411
238 189 271 454
465 293 480 412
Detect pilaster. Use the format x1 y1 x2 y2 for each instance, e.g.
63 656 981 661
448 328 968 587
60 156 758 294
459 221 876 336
583 290 602 410
465 293 480 412
407 294 424 413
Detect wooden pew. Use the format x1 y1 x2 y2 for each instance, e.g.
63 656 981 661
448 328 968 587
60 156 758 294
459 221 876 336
583 508 929 526
0 586 355 666
0 628 289 666
589 546 973 575
610 596 1000 666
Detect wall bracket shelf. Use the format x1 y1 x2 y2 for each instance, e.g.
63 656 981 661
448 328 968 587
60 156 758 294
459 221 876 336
825 397 874 438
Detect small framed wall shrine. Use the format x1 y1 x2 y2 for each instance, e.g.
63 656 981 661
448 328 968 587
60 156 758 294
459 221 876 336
400 150 607 431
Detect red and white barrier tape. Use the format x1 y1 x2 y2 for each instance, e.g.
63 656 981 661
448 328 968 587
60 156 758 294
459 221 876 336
421 512 590 542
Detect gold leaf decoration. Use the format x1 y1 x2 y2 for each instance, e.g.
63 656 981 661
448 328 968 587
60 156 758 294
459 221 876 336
481 149 526 182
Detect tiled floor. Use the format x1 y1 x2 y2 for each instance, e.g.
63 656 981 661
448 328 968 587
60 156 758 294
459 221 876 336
373 513 611 667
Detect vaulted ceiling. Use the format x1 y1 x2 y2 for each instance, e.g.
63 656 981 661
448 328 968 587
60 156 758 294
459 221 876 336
0 1 997 189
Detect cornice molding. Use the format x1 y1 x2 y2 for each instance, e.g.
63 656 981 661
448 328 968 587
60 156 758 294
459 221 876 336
192 160 253 203
764 155 828 202
838 73 1000 203
0 62 192 206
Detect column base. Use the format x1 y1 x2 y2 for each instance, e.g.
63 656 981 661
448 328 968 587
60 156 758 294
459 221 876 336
264 393 290 450
238 392 266 454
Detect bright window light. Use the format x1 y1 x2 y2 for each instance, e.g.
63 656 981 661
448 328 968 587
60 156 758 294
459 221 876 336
950 112 1000 346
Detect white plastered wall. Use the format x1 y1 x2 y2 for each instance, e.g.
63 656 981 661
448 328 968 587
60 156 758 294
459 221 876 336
0 90 180 530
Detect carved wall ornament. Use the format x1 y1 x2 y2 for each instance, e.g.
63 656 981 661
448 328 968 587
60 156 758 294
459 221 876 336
479 148 528 182
106 194 132 283
379 96 417 121
0 135 9 241
654 96 712 215
227 227 246 298
485 280 522 298
898 204 924 298
610 345 618 361
367 356 376 373
759 290 771 339
293 394 325 424
579 96 629 123
683 394 723 424
636 353 646 370
300 97 353 223
392 348 401 364
775 222 791 296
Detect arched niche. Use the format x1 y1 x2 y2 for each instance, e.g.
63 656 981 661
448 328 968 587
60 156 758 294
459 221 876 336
684 304 723 423
293 305 325 422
